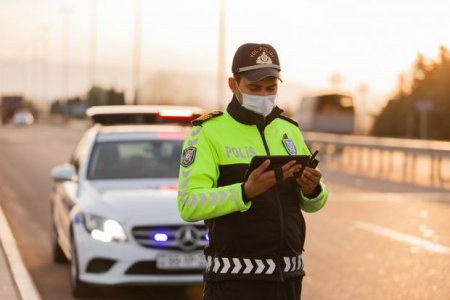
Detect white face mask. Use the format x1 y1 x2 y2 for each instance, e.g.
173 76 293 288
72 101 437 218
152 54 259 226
237 86 277 117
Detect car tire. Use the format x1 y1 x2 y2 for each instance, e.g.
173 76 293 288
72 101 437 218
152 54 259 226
70 234 94 298
50 211 68 263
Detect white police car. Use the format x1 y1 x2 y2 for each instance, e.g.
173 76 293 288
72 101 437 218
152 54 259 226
50 107 207 298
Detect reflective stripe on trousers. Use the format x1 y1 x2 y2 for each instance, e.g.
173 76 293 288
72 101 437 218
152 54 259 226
205 255 303 275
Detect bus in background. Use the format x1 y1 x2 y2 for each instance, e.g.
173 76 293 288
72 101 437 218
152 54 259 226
295 93 355 134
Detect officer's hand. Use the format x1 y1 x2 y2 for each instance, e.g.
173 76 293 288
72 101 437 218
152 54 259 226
296 167 322 196
244 159 299 199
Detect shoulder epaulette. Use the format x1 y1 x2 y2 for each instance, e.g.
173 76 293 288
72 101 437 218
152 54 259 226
279 115 299 127
192 111 223 126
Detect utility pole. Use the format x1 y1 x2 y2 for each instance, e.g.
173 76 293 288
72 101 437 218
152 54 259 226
24 46 32 99
40 25 50 102
133 0 142 105
89 0 98 88
415 100 433 139
61 7 72 101
217 0 226 110
32 37 39 101
357 83 369 134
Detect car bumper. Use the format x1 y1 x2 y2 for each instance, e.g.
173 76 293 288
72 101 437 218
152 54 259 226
73 224 204 286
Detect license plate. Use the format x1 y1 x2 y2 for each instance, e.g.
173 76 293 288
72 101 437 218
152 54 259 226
156 253 206 270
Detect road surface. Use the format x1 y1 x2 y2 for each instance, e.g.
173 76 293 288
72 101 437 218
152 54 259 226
0 123 449 299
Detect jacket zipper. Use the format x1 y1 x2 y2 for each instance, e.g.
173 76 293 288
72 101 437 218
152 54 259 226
257 125 285 280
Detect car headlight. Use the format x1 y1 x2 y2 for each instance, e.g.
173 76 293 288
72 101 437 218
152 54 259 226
83 214 127 243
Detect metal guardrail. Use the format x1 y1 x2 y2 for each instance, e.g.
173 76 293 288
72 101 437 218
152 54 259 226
303 132 450 190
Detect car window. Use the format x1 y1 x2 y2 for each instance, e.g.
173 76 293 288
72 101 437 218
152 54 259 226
87 140 183 179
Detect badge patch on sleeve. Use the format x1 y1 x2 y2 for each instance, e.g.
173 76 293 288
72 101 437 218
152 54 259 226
181 146 197 167
282 134 297 155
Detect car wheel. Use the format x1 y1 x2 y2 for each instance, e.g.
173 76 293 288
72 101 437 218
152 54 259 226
70 234 94 298
50 211 68 263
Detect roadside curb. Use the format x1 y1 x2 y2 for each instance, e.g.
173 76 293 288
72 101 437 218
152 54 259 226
0 206 41 300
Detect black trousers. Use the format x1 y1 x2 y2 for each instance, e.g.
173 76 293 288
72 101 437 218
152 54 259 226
203 277 303 300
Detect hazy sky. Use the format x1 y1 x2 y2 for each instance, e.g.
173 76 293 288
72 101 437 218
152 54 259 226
1 0 449 111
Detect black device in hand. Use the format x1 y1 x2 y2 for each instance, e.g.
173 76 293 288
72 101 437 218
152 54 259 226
307 150 319 168
295 150 320 178
244 155 310 180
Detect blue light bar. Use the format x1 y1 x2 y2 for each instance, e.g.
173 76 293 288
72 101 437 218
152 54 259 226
154 233 168 242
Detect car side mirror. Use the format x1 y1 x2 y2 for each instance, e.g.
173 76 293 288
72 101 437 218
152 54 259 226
51 164 77 182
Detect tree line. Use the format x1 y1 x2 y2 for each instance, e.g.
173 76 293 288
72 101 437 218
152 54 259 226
372 46 450 140
50 86 125 118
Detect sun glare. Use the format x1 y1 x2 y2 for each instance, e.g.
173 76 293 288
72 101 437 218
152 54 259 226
0 0 449 110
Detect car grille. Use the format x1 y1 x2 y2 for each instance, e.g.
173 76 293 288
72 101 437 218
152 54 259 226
125 261 203 275
132 224 208 251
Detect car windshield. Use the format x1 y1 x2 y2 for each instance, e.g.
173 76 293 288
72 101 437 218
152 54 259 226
87 139 183 179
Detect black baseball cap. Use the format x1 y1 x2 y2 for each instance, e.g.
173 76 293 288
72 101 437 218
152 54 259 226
232 43 282 82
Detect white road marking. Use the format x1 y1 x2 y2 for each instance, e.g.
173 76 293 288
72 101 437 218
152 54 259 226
354 221 450 255
332 193 450 203
0 205 42 300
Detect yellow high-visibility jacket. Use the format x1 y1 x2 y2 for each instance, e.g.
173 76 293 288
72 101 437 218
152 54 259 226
178 97 328 281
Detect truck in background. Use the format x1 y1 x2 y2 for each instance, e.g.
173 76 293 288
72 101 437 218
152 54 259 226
296 93 356 134
1 95 24 124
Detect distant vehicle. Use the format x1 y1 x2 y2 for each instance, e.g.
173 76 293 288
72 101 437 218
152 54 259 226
86 105 206 126
50 124 207 298
13 111 34 125
1 95 24 124
295 93 355 134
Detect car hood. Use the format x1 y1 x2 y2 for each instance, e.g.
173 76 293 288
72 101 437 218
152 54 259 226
80 179 189 225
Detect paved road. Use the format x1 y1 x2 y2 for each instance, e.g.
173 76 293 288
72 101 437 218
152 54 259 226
0 123 449 299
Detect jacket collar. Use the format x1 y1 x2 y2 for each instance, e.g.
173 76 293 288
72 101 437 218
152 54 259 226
226 95 284 128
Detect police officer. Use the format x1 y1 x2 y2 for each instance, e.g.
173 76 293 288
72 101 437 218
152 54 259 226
178 43 328 300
